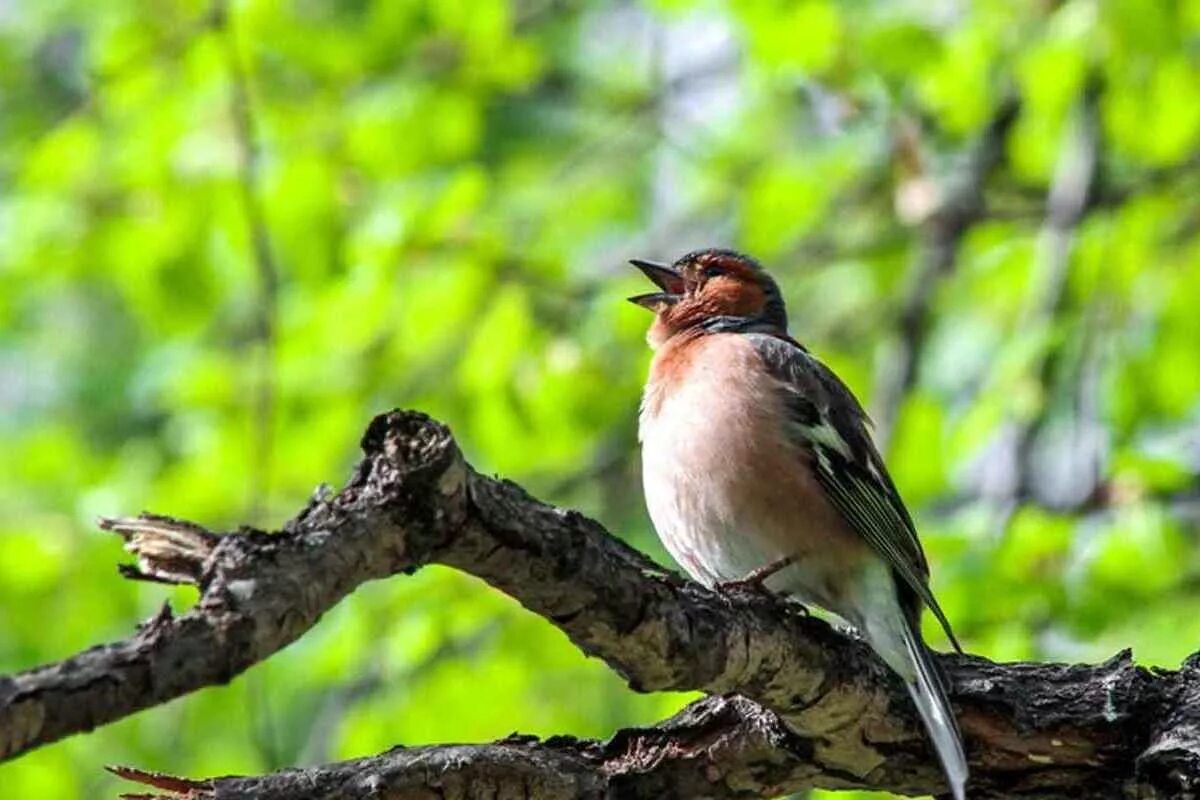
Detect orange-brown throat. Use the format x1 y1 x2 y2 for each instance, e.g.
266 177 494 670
668 276 767 326
631 249 787 348
651 271 771 346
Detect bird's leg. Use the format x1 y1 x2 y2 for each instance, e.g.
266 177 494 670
717 554 797 593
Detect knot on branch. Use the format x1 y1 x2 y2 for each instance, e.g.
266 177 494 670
334 409 469 566
355 410 461 492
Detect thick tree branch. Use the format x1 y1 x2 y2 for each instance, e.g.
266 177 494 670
108 696 840 800
1 410 1197 797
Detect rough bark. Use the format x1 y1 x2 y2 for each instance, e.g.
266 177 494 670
1 410 1196 798
108 696 843 800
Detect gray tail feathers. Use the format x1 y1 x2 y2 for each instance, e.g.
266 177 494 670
902 614 968 800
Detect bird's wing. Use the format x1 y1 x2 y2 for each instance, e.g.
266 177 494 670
747 333 961 652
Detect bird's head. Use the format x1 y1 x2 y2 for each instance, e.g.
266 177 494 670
628 248 787 348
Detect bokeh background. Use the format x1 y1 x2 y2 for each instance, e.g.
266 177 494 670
2 0 1200 797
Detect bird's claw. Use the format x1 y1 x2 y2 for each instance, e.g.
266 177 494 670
717 575 773 594
716 555 798 596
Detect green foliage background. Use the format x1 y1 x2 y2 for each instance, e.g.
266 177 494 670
2 0 1199 797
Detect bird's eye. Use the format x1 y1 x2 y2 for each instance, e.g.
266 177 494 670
703 266 725 279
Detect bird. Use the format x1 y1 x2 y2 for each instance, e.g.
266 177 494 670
629 247 967 800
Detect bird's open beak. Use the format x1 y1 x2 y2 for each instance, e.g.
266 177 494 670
627 258 683 310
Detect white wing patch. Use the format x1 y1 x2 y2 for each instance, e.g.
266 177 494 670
797 419 852 459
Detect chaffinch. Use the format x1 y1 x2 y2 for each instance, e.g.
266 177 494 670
630 248 967 800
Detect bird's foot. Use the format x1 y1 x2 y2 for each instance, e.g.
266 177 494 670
716 555 797 595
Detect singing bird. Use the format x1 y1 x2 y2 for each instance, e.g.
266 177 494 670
630 248 967 799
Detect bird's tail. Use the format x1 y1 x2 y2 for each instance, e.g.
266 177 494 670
898 612 967 800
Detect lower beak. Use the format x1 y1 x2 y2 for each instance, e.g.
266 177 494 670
627 292 678 310
627 258 682 309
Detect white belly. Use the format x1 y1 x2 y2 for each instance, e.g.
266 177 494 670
638 345 782 587
636 334 872 617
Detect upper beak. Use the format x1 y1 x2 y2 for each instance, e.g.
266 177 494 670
627 258 683 309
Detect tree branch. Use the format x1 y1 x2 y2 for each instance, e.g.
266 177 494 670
107 695 843 800
2 410 1198 797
